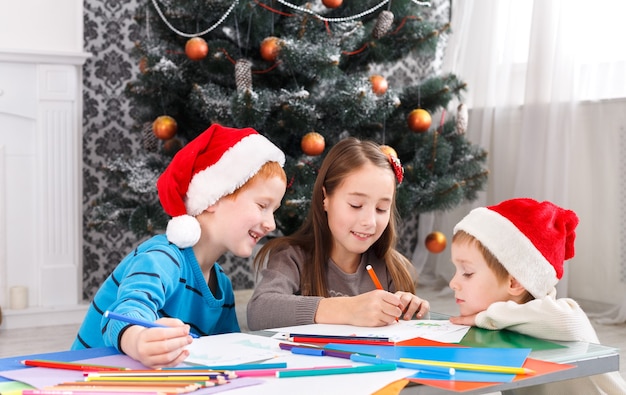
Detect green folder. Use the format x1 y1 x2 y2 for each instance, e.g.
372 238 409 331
460 326 566 351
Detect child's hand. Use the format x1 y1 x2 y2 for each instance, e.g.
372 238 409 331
120 317 194 368
347 290 405 326
449 313 478 326
395 291 430 320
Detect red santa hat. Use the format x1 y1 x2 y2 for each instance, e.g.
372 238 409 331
157 124 285 248
453 198 579 298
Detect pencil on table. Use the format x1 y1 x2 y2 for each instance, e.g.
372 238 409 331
276 363 397 378
399 358 536 375
20 359 128 372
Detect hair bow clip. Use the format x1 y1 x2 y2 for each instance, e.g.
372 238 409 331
387 154 404 184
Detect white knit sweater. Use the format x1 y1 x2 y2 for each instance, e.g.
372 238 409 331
476 292 626 395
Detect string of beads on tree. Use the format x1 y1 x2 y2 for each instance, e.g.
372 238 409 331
89 0 488 251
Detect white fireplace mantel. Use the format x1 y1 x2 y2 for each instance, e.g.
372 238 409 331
0 49 90 329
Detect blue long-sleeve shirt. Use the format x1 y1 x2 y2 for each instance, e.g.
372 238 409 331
72 234 239 351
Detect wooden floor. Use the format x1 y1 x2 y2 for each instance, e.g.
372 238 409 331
1 286 624 384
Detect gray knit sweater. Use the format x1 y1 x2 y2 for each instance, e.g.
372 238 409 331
246 245 395 331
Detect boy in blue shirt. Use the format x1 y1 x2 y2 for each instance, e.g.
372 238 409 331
72 124 286 368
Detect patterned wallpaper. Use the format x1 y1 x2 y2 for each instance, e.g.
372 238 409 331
81 0 451 301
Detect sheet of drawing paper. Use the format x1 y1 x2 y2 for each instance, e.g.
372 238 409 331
0 355 146 389
0 353 263 394
0 347 119 375
185 332 282 366
269 320 471 343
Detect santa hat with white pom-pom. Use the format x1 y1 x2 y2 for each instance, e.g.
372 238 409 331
453 198 579 298
157 124 285 248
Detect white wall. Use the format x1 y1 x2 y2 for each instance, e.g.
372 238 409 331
0 0 88 328
567 99 626 304
0 0 83 53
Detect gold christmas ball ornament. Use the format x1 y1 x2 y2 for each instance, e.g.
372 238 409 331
301 132 325 156
152 115 178 140
260 37 282 62
407 108 432 133
185 37 209 61
370 75 388 95
379 144 397 158
425 231 447 253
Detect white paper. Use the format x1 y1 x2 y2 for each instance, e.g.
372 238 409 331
183 332 414 395
185 332 283 366
269 319 471 343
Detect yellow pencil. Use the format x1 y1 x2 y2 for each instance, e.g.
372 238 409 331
85 375 221 382
399 358 535 375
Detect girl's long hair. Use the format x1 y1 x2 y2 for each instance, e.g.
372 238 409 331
254 137 416 296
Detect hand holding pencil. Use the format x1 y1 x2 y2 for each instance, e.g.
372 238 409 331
360 265 404 324
365 265 430 322
105 311 195 369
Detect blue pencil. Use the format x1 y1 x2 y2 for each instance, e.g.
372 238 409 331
104 311 199 338
276 363 396 378
350 354 455 376
165 362 288 371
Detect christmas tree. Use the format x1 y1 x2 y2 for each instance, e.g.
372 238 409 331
91 0 487 244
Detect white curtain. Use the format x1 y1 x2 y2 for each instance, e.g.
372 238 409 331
416 0 626 321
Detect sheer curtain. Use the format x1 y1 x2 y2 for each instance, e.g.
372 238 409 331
416 0 626 319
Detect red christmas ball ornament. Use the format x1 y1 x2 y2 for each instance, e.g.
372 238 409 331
162 137 184 156
380 144 397 158
301 132 325 156
260 37 282 62
370 75 388 95
322 0 343 9
152 115 178 140
407 108 432 133
185 37 209 61
425 231 447 253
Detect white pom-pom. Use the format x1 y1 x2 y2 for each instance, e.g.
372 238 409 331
166 215 201 248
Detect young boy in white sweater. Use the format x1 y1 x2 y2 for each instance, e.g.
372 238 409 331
449 198 626 395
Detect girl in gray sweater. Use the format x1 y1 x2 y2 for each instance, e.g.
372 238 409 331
247 138 430 330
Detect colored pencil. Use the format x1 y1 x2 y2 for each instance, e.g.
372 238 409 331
44 385 199 393
366 264 399 322
291 336 395 346
399 358 536 375
291 346 324 356
350 354 454 376
279 342 378 359
365 265 384 289
85 370 229 378
85 375 221 382
104 311 199 338
56 381 208 388
234 365 352 378
164 362 287 371
276 363 397 378
20 359 128 372
23 391 166 395
287 333 390 342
